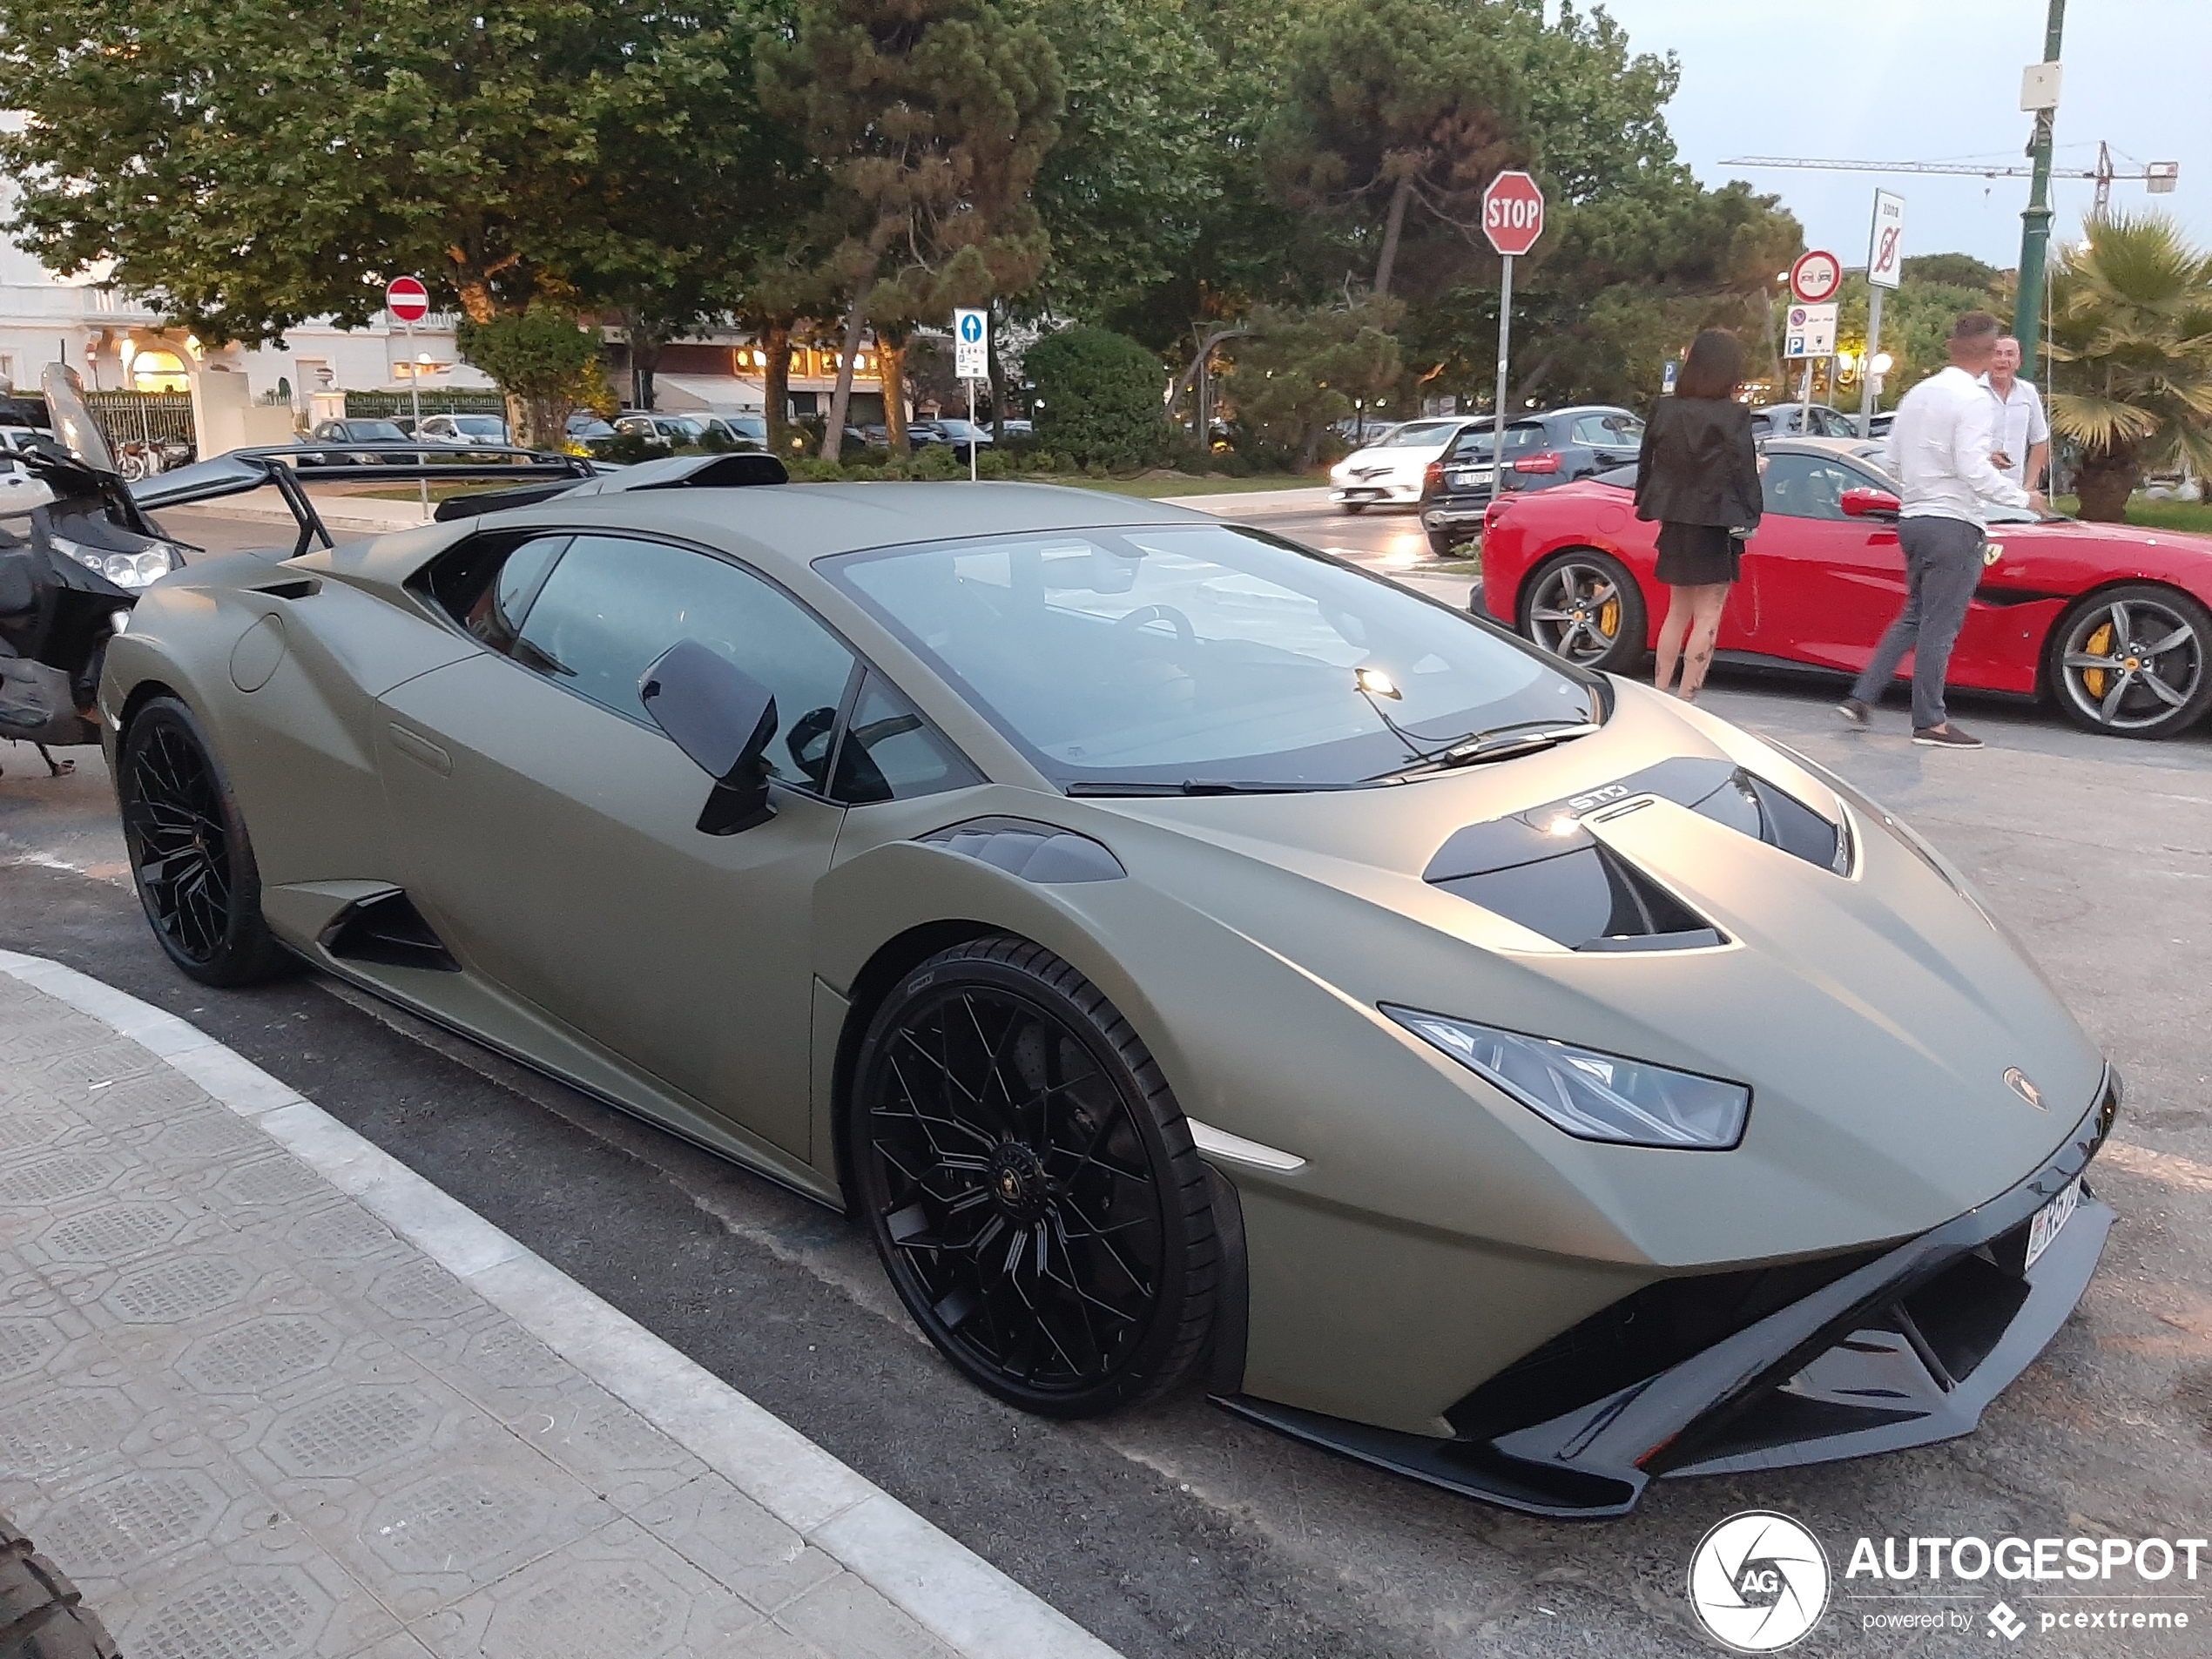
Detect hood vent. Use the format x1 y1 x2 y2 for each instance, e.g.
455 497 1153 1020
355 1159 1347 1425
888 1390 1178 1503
1421 759 1845 951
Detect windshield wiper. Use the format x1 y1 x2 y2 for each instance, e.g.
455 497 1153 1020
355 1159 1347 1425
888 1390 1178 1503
1367 719 1600 783
1066 779 1373 797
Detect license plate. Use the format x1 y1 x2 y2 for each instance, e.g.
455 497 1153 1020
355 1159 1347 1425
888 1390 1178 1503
1341 488 1380 500
2024 1177 2081 1270
1447 469 1494 488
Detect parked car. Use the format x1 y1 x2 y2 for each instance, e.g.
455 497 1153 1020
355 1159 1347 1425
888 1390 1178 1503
299 418 414 464
1328 416 1484 513
1475 437 2212 739
101 460 2118 1516
698 415 771 450
566 412 617 443
910 418 994 460
0 428 59 511
416 414 513 447
1419 406 1646 555
1750 402 1862 441
614 414 708 448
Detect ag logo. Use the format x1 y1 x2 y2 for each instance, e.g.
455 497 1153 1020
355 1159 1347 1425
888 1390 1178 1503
1687 1511 1831 1652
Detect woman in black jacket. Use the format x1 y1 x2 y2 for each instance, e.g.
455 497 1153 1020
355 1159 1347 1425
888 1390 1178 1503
1633 329 1764 700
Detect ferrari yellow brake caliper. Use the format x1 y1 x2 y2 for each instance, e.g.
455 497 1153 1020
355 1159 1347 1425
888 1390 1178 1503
2081 622 2114 700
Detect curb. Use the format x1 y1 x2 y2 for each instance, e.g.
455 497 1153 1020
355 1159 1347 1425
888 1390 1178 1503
0 948 1122 1659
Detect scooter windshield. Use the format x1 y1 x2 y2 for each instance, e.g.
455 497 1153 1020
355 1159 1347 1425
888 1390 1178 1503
40 362 118 475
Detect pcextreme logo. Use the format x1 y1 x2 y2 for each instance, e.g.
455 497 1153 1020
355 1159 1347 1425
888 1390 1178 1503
1687 1511 1831 1652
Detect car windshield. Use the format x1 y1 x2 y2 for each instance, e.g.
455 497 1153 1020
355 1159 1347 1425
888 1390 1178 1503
349 421 408 441
825 524 1595 790
937 420 984 438
453 416 505 437
1374 421 1460 448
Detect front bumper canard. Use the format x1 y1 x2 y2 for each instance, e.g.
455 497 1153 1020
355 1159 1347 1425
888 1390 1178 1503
1216 1072 2119 1518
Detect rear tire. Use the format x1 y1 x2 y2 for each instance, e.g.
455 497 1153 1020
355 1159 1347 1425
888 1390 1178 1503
117 697 293 986
1519 549 1648 674
1426 530 1462 559
2045 583 2212 739
847 934 1217 1418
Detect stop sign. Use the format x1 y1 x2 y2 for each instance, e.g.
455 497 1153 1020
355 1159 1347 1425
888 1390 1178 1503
1482 172 1546 258
385 276 430 323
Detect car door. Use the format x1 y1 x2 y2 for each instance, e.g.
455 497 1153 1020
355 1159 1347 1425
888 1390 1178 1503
374 529 862 1158
1741 452 1905 671
1569 412 1642 475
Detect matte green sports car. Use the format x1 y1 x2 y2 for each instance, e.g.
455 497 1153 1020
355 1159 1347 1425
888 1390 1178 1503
101 459 2116 1515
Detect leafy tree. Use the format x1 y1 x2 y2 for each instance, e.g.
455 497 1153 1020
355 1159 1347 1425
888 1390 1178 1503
1024 327 1169 467
1021 0 1220 322
455 310 606 447
0 0 767 338
759 0 1063 458
1223 301 1400 466
1264 0 1524 301
1900 253 2002 292
2047 212 2212 520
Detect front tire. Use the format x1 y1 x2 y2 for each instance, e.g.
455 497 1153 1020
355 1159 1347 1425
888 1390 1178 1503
1339 501 1366 515
1520 550 1648 673
848 935 1217 1418
2046 584 2212 739
117 697 293 986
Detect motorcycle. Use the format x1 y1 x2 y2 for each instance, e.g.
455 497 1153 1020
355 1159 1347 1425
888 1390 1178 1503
0 365 194 778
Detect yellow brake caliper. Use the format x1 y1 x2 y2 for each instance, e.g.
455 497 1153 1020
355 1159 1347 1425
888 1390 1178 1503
2080 621 2114 700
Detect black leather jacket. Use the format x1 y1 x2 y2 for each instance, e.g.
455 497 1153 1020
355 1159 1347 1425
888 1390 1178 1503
1633 396 1762 529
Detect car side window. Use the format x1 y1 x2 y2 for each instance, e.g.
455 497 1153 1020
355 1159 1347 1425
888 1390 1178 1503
1761 455 1858 522
1571 415 1632 446
829 671 981 805
509 536 860 790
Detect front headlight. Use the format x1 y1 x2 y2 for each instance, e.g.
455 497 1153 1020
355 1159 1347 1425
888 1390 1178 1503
1382 1007 1750 1149
54 536 178 590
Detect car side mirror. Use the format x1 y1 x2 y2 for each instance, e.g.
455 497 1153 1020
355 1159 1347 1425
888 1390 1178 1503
1840 487 1901 520
638 638 779 835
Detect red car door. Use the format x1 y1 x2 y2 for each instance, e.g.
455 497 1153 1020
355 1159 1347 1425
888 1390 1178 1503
1741 451 1905 672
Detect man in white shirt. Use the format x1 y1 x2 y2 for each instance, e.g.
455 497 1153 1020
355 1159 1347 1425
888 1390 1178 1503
1979 335 2050 489
1838 312 2044 747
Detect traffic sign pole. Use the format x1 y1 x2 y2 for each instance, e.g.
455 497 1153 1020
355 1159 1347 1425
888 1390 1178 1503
1493 253 1514 509
1858 286 1885 440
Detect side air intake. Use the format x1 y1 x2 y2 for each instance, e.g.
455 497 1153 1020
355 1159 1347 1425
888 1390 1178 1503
320 890 461 972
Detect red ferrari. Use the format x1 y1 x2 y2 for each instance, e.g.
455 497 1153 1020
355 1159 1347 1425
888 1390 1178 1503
1473 438 2212 739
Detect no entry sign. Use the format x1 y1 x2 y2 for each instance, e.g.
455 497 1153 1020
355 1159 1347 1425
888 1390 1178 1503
386 277 430 324
1482 172 1546 258
1789 250 1842 305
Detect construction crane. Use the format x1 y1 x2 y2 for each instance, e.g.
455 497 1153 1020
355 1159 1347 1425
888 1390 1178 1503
1723 143 2178 216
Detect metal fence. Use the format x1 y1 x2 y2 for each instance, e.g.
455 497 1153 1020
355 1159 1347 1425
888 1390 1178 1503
84 391 196 448
344 389 507 421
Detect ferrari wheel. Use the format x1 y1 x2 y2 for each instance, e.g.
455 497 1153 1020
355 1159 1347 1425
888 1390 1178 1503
118 698 292 986
2047 584 2212 739
1521 550 1646 673
849 935 1217 1417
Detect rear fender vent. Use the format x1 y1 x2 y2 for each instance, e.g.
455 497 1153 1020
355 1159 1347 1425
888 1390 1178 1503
320 889 461 972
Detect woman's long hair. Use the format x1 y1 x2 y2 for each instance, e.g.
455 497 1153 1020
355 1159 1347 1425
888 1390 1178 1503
1674 330 1745 401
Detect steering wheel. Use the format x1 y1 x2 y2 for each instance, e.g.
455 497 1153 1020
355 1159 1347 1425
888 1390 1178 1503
1110 603 1198 664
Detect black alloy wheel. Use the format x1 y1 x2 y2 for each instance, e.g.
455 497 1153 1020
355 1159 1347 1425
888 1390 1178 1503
118 697 292 986
849 936 1217 1417
1521 549 1648 674
2046 584 2212 739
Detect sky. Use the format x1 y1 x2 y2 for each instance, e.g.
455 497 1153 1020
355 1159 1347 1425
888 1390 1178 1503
1586 0 2208 271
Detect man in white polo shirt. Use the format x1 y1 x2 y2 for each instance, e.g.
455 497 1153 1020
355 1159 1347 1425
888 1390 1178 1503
1838 312 2042 748
1980 334 2050 490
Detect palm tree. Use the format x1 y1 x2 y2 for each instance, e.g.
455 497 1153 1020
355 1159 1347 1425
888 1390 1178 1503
2046 212 2212 522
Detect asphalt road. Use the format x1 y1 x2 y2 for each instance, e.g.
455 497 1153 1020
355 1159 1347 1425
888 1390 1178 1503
4 498 2210 1657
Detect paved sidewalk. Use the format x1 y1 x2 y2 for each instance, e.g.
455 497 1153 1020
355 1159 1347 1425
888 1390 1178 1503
0 951 1119 1659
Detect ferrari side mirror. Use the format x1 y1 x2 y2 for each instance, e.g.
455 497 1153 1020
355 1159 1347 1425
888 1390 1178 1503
1839 487 1901 520
638 638 779 835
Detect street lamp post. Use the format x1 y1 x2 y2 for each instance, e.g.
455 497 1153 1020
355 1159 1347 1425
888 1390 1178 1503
2013 0 2067 379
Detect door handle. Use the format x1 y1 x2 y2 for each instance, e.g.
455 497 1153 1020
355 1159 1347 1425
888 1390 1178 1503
386 722 451 777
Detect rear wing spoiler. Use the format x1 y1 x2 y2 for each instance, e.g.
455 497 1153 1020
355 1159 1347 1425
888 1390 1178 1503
131 445 787 556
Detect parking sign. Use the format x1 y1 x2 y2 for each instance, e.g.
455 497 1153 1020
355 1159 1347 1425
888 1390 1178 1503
1784 302 1838 359
954 308 988 380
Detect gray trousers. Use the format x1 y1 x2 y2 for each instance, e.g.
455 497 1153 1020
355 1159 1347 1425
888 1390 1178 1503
1851 515 1985 730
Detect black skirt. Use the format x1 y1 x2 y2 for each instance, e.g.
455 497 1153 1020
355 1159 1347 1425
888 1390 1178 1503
1654 521 1742 586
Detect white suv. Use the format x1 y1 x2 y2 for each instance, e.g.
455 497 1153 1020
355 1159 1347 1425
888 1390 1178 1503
1328 418 1481 512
